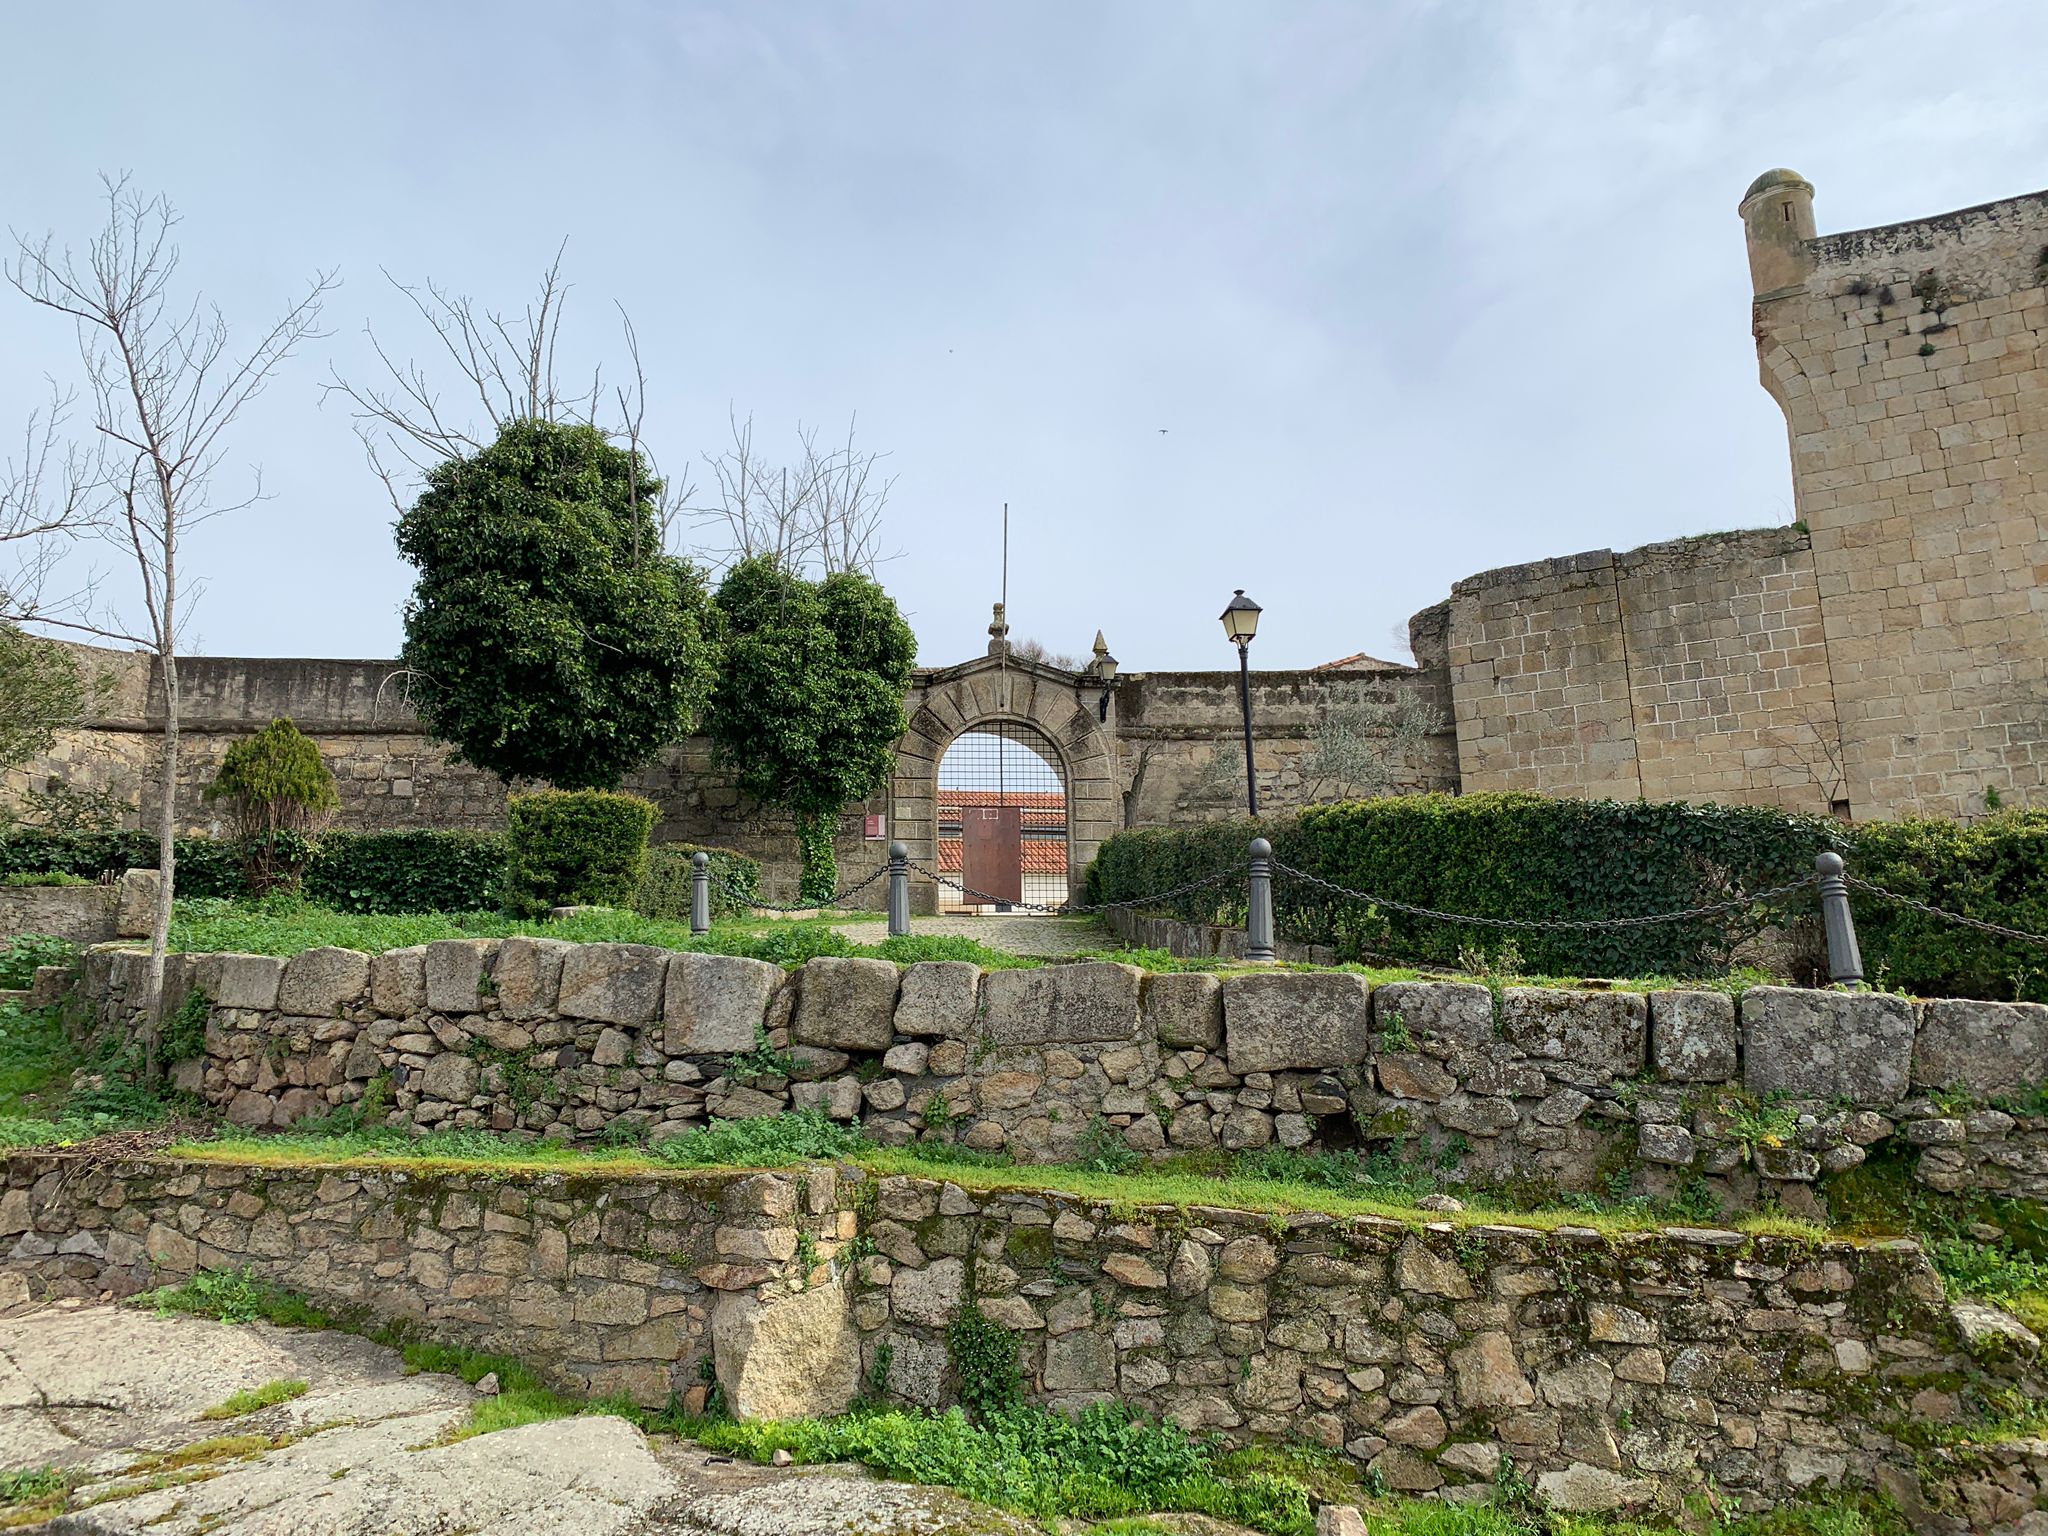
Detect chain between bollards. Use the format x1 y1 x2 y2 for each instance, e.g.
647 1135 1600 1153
690 851 712 936
1247 837 1276 964
1815 850 1863 988
887 842 911 938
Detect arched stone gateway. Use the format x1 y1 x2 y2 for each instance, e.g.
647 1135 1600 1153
890 651 1119 913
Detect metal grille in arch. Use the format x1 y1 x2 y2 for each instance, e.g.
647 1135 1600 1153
935 723 1067 911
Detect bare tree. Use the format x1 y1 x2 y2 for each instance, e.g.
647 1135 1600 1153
5 174 335 1073
324 247 679 529
1765 709 1849 815
1 385 105 622
689 410 897 577
1012 638 1083 670
1300 693 1448 804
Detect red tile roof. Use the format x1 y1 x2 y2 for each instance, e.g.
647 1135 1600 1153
937 789 1067 808
937 837 1070 874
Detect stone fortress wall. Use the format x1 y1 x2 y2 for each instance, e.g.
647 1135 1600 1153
7 170 2043 893
65 935 2048 1213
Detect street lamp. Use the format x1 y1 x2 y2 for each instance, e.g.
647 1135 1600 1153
1219 589 1262 816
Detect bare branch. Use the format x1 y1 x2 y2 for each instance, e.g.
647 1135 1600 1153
5 171 333 1069
687 410 901 577
326 245 634 508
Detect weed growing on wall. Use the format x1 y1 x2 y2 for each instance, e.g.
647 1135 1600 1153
945 1306 1022 1419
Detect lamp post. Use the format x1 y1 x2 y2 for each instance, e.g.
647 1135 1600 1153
1219 589 1262 817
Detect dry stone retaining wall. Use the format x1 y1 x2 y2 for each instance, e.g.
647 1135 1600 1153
70 940 2048 1213
4 1153 2038 1518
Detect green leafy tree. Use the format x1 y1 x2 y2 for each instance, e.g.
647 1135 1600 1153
203 717 340 895
0 624 85 781
394 420 714 790
705 556 917 902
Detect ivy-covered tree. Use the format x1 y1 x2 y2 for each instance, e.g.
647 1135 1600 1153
705 556 917 902
394 419 715 790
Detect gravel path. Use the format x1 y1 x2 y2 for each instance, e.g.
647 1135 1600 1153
830 914 1110 958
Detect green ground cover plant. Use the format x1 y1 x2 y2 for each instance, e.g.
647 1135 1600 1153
198 1378 308 1419
693 1401 1315 1535
0 932 75 988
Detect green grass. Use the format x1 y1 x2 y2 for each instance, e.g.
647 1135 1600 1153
0 997 189 1149
158 896 1781 989
0 1466 71 1529
162 1112 1828 1243
164 898 1043 973
199 1378 309 1419
690 1401 1315 1536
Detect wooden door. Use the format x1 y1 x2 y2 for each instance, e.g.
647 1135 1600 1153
962 805 1023 905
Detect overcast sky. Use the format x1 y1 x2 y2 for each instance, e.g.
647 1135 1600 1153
4 2 2045 673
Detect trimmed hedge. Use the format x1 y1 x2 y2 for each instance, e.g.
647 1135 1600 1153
0 828 505 915
1850 809 2048 1002
502 790 657 918
0 830 245 899
636 843 763 923
1088 793 1847 980
1088 795 2048 997
302 831 507 915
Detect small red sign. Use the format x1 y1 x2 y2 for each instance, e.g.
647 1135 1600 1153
865 814 886 840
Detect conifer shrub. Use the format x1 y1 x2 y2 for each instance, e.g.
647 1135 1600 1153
202 718 340 896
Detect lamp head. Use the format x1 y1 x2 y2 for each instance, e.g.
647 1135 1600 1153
1219 589 1262 645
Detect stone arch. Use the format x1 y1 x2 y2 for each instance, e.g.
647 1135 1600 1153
891 656 1118 913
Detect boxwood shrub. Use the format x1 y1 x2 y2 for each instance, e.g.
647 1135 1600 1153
302 830 507 915
636 843 763 922
502 790 658 918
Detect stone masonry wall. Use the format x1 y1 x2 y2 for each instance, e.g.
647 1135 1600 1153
71 941 2048 1216
5 1153 2036 1517
1445 529 1844 813
0 1154 853 1416
1753 184 2048 821
1112 666 1460 827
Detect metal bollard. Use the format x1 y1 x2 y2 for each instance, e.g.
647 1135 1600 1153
888 841 911 938
691 851 711 936
1247 837 1276 964
1815 850 1864 988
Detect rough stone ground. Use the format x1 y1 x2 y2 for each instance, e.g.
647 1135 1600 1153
0 1301 1034 1536
828 914 1108 957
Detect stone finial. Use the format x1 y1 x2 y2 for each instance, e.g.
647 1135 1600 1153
986 601 1010 658
1091 630 1118 680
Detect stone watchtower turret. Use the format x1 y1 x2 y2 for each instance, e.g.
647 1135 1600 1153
1737 168 1816 300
